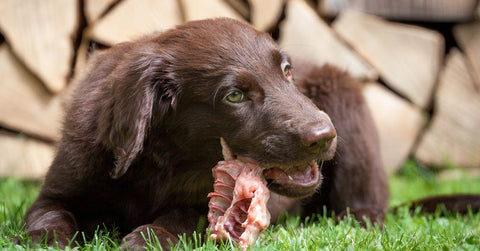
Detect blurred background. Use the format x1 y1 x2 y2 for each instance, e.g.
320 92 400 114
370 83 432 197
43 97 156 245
0 0 479 180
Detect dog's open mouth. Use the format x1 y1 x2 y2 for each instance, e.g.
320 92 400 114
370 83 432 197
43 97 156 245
219 137 322 198
262 160 321 198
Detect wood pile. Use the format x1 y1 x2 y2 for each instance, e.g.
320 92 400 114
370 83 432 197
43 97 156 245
0 0 479 178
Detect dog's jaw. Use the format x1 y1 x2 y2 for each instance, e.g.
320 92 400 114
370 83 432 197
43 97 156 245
219 138 322 198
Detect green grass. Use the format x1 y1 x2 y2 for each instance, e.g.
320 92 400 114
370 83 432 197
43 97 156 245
1 162 480 250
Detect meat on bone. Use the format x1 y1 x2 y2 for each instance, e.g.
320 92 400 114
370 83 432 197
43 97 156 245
207 138 271 250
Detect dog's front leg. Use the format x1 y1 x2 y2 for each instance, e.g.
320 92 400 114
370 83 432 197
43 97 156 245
120 208 203 250
121 224 179 249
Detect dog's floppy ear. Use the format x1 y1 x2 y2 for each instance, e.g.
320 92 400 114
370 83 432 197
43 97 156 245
96 44 179 179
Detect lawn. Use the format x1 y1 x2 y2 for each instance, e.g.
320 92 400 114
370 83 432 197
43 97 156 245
1 162 480 250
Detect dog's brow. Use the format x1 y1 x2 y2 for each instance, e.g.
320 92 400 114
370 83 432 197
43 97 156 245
271 50 281 65
272 50 291 68
280 52 290 64
215 71 266 100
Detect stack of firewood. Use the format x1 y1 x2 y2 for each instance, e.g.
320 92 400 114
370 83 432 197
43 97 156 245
0 0 479 178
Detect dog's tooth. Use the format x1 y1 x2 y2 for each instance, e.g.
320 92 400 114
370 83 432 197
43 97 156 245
220 137 234 161
288 175 293 181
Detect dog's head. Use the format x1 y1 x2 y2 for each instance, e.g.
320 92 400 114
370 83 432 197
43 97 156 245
94 18 336 198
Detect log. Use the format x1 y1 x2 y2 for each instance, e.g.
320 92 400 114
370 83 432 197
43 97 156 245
333 11 444 109
0 45 63 141
91 0 182 45
73 29 92 80
224 0 250 20
453 22 480 90
181 0 246 22
0 0 79 93
248 0 285 31
278 0 378 81
319 0 478 22
363 83 426 173
84 0 117 24
415 49 480 168
0 132 54 179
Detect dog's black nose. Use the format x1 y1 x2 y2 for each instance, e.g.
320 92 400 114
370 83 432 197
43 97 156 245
301 123 337 153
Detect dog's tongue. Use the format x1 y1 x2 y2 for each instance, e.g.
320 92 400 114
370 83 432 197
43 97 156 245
263 162 318 186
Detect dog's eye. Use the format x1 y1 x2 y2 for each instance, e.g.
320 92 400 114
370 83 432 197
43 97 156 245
282 62 292 79
226 90 246 103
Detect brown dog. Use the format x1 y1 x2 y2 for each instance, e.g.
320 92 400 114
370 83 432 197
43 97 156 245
24 18 388 249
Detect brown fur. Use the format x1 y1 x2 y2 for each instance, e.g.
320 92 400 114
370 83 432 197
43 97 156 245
24 18 388 249
293 63 389 216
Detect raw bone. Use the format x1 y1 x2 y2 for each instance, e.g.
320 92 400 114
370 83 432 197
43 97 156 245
207 138 271 250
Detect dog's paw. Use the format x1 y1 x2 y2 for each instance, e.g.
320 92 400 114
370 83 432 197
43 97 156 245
336 207 385 228
120 225 179 250
27 229 73 249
